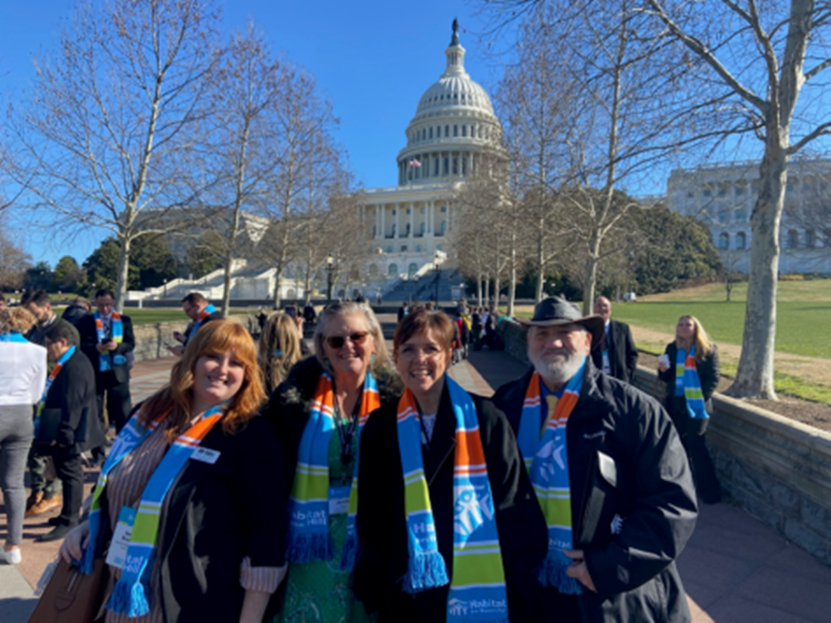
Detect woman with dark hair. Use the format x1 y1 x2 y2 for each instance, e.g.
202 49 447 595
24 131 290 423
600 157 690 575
354 309 546 622
58 320 287 622
658 314 722 504
0 307 46 565
259 312 304 395
262 301 402 622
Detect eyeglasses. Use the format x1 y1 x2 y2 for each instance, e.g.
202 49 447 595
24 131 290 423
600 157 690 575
325 332 369 349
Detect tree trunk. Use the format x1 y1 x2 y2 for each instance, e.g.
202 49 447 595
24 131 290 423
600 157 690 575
507 231 517 316
477 272 483 307
727 150 785 399
483 276 490 305
114 235 132 311
582 237 601 316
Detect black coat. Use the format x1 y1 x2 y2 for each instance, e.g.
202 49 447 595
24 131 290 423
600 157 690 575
93 415 287 622
41 349 105 451
261 356 403 494
591 320 638 383
78 313 135 386
353 384 548 623
183 311 223 344
658 342 720 408
61 305 90 328
492 363 698 623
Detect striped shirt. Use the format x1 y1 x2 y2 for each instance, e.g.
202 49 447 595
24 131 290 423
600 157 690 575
101 414 283 622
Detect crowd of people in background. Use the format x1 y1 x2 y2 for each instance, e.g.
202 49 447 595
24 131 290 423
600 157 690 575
0 289 725 622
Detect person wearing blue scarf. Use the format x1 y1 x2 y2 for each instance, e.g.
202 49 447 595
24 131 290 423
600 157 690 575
658 315 722 504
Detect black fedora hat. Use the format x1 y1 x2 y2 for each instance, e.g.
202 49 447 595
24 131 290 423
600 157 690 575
517 297 604 347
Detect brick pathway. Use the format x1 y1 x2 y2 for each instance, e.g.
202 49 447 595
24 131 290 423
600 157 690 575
4 350 831 622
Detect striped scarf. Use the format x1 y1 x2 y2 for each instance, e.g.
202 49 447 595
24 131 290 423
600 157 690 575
34 346 75 438
187 304 218 343
98 404 225 617
287 371 380 566
517 360 586 594
94 311 125 371
676 346 709 420
396 377 508 622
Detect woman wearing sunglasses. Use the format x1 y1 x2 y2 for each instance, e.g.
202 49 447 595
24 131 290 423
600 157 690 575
353 309 547 622
263 301 402 622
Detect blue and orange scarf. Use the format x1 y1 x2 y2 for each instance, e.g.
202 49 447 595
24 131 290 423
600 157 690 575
396 377 508 622
287 371 380 568
517 360 586 595
675 346 709 420
94 311 125 371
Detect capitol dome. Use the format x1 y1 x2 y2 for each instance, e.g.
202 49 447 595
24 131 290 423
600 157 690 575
396 20 504 186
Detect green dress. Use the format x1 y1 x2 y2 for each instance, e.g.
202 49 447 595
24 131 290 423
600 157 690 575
278 427 370 623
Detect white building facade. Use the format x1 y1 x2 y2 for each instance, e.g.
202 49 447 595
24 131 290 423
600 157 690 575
357 20 504 288
667 158 831 274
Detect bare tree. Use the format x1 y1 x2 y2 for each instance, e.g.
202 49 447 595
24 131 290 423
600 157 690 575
6 0 222 309
0 218 31 290
645 0 831 398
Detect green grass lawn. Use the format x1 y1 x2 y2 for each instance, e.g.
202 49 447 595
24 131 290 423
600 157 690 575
109 308 249 325
609 299 831 359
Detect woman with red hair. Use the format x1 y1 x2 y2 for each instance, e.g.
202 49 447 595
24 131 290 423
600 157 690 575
58 320 288 622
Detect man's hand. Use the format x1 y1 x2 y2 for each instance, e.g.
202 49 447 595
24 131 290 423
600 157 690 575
167 344 185 356
173 331 185 344
96 342 109 354
105 340 118 352
564 549 597 592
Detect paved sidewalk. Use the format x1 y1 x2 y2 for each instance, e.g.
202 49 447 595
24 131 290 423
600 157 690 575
4 350 831 621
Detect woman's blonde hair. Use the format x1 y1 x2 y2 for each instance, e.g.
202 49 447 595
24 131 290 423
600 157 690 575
675 315 714 362
313 301 390 372
258 312 303 394
141 320 265 438
0 307 36 334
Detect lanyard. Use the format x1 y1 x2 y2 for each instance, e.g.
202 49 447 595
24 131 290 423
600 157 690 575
333 394 361 467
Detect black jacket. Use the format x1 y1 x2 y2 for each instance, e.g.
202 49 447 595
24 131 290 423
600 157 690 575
492 363 698 623
353 385 548 622
591 320 638 383
61 305 90 328
183 311 223 344
78 313 135 386
658 342 720 409
94 414 287 622
41 349 104 451
261 356 403 493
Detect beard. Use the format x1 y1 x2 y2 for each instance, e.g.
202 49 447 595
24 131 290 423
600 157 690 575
529 349 586 386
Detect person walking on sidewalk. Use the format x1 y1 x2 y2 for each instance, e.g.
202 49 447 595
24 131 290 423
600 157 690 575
37 321 104 542
0 307 46 564
22 289 78 516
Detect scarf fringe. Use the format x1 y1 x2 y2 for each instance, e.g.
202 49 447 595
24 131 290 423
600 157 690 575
287 531 333 563
107 578 151 617
402 550 450 594
537 552 583 595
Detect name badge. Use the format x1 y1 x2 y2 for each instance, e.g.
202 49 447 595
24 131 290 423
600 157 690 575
106 506 136 570
329 485 351 515
191 447 221 464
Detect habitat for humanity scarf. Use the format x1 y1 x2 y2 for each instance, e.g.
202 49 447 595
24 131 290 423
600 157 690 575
676 346 709 420
396 377 508 623
287 371 379 567
517 360 586 595
94 311 125 372
81 403 225 617
187 304 218 343
34 346 76 438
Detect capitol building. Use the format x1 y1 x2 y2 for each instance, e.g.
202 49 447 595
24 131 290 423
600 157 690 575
131 21 503 303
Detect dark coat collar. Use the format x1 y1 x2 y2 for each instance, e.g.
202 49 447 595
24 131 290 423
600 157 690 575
276 355 403 408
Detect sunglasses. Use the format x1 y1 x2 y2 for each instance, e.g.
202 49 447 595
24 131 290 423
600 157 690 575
326 332 370 349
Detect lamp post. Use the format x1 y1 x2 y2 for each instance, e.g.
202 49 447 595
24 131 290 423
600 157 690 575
433 251 443 304
163 278 168 298
326 256 334 304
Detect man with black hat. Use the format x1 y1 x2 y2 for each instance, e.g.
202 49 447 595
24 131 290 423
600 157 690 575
492 297 698 622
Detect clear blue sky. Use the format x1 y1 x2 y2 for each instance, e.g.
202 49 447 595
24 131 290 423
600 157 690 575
0 0 506 267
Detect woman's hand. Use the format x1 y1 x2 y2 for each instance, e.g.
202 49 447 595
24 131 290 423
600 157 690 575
58 522 90 564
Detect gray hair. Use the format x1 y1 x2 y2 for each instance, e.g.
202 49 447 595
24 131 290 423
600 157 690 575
313 301 389 371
